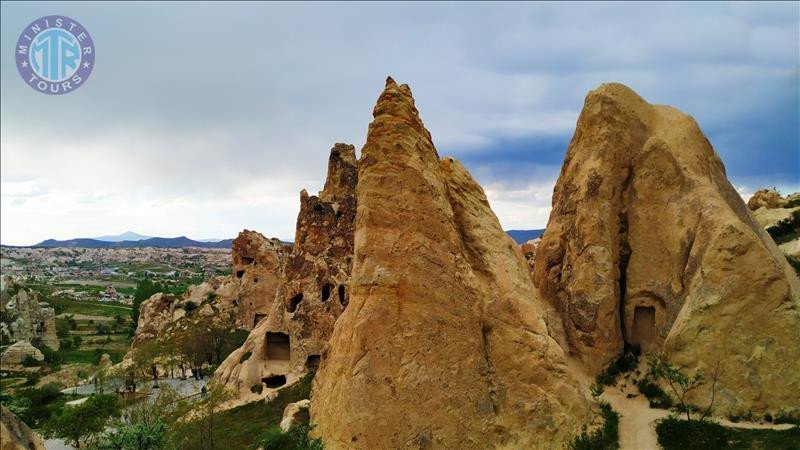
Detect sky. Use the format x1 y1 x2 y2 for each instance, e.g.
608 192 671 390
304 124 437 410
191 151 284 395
1 2 798 246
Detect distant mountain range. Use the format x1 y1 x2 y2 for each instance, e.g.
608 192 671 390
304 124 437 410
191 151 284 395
506 229 545 244
14 229 542 248
91 231 152 242
31 235 233 249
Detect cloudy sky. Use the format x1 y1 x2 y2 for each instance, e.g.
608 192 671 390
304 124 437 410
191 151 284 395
1 2 798 246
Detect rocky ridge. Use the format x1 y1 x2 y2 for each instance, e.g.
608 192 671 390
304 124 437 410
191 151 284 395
532 83 800 414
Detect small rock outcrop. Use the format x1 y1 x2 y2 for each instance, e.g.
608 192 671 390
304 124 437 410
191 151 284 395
225 230 288 328
533 83 800 413
0 405 44 450
280 399 311 432
214 143 357 399
0 341 44 366
747 188 788 210
311 78 588 449
0 277 59 350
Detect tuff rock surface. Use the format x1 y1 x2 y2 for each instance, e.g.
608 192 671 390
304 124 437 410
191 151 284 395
533 83 800 413
0 340 44 367
213 143 357 399
0 405 44 450
226 230 288 328
310 78 588 449
0 276 59 350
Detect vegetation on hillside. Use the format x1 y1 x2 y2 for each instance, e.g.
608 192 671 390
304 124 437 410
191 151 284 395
656 416 800 450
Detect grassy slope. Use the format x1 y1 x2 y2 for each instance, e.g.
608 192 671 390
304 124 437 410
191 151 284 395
211 372 314 449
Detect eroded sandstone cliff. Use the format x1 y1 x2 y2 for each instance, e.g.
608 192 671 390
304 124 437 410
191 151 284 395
533 83 800 413
310 78 589 449
213 143 357 399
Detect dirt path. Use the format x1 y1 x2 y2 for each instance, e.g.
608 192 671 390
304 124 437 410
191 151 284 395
602 384 668 449
565 357 795 449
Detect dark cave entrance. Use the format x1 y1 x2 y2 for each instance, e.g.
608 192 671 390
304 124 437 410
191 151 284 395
253 313 267 328
262 375 286 388
266 332 290 360
288 293 304 313
630 306 657 350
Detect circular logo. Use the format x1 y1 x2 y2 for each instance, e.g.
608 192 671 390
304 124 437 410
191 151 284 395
15 15 95 95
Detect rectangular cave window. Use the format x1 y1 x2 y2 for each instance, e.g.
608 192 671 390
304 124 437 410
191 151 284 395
262 375 286 388
288 293 303 313
253 313 267 327
306 354 321 371
338 285 347 306
236 270 245 279
630 306 657 349
321 283 333 302
242 256 255 265
266 332 291 360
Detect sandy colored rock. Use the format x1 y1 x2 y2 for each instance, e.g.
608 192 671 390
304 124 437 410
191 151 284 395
0 404 44 450
311 78 589 449
214 144 357 399
131 292 181 349
751 206 799 229
280 399 310 432
533 83 800 413
747 188 787 210
0 341 44 366
0 276 59 350
227 230 289 328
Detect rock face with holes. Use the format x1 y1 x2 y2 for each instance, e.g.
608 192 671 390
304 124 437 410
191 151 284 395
213 143 357 399
311 78 588 449
0 277 59 350
533 83 800 413
226 230 289 329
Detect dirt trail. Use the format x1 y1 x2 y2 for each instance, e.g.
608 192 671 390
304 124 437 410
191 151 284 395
566 357 795 449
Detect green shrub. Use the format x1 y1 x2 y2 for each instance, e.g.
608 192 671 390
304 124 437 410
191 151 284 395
596 347 639 386
656 417 727 450
774 408 800 425
22 355 42 367
568 402 620 450
636 378 673 409
183 302 198 312
256 425 324 450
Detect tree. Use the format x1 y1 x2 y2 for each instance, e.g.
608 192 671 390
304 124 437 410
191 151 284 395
647 353 720 421
45 394 120 447
90 401 167 450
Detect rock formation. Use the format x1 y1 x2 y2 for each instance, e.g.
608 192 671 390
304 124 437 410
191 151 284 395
214 143 357 399
0 341 44 366
747 188 788 210
311 78 588 449
0 404 44 450
533 83 800 413
225 230 288 328
0 277 59 350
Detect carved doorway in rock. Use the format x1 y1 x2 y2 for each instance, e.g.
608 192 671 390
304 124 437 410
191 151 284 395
630 306 657 351
266 332 290 360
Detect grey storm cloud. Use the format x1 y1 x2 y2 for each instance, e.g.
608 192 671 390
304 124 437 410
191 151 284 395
1 1 798 245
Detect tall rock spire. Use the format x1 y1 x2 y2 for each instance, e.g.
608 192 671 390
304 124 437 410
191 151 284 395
311 78 589 449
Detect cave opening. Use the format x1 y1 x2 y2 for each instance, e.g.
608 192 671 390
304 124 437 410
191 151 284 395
321 283 333 302
306 354 321 371
630 306 657 350
242 256 255 265
266 332 290 360
338 285 347 307
262 375 286 388
253 313 267 327
288 293 304 313
236 270 245 279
